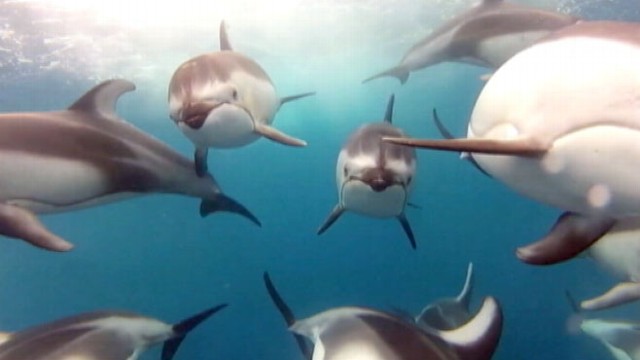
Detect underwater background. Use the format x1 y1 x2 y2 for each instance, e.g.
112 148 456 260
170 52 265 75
0 0 640 359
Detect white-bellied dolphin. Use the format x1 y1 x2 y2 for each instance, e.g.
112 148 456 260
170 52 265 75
384 21 640 265
0 303 227 360
417 262 474 331
363 0 579 84
580 318 640 360
579 217 640 311
317 94 418 249
168 21 314 176
0 79 260 251
263 272 503 360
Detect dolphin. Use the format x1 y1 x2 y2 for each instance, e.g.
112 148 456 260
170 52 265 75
168 21 314 176
363 0 579 84
0 303 227 360
263 272 503 360
383 21 640 265
0 78 260 252
580 318 640 360
416 262 474 331
579 217 640 311
316 94 418 249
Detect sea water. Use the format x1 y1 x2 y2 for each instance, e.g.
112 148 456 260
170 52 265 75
0 0 638 359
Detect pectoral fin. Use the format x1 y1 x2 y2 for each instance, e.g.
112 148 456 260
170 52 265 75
516 212 615 265
200 194 261 227
317 205 345 235
194 147 209 177
254 124 307 147
397 213 416 249
362 66 410 85
280 92 315 106
382 136 548 156
581 282 640 311
0 203 73 251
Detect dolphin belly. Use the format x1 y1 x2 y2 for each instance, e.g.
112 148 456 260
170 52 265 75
341 181 405 218
0 152 113 213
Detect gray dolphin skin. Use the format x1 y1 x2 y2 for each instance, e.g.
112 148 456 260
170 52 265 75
0 79 260 252
0 303 227 360
417 263 474 331
264 272 503 360
316 94 418 249
363 0 579 84
168 21 314 176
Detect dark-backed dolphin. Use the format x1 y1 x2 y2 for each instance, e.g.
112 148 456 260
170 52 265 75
263 272 503 360
384 21 640 265
0 79 260 251
316 94 418 249
417 262 474 331
168 21 314 176
0 303 227 360
363 0 579 84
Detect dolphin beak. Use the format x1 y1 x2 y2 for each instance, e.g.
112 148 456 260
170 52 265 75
359 168 397 192
369 177 390 192
180 101 220 130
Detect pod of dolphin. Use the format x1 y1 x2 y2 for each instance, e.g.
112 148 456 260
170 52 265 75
0 0 639 358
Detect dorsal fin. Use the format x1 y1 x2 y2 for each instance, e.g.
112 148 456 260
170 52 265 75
219 21 233 51
383 94 395 123
68 79 135 119
456 262 474 309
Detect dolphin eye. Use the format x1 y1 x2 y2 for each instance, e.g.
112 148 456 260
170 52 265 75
232 89 238 100
343 167 348 177
407 176 412 185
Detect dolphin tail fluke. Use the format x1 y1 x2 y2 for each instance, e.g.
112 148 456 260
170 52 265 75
263 272 313 360
581 282 640 311
516 212 615 265
436 297 503 360
280 92 315 106
161 303 228 360
200 194 262 227
362 66 409 85
194 147 209 177
254 124 307 147
317 205 345 235
0 204 74 251
397 213 417 249
219 21 233 51
456 262 474 309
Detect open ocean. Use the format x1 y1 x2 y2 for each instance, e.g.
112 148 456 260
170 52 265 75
0 0 639 359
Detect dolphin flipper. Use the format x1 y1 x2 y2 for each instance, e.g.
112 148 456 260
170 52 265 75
280 92 315 107
162 303 228 360
397 213 416 249
517 212 616 265
317 205 345 235
194 147 209 177
0 204 73 251
581 282 640 311
383 135 548 156
456 262 474 309
254 123 307 147
200 194 261 227
362 66 410 85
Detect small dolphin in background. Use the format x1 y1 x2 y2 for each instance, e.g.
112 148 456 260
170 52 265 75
317 94 418 249
384 21 640 265
0 303 227 360
263 272 503 360
363 0 579 84
0 79 260 252
579 217 640 311
169 21 314 176
417 262 474 331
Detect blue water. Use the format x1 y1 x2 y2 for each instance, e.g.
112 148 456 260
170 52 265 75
0 0 639 359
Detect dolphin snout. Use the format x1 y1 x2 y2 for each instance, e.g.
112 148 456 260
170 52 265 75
361 169 394 192
180 101 219 129
369 177 390 192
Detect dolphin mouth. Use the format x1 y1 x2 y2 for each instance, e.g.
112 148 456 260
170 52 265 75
345 176 404 193
180 101 253 130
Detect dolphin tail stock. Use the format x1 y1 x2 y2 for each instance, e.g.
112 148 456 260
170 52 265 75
397 213 417 249
581 282 640 311
316 204 345 235
516 212 615 265
362 66 410 85
200 193 262 227
0 203 74 252
263 272 313 360
161 303 228 360
254 123 307 147
280 92 316 107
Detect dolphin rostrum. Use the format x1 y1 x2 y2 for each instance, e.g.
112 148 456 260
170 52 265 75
0 303 227 360
363 0 579 84
317 94 418 249
384 21 640 265
0 79 260 251
168 21 314 176
263 272 503 360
